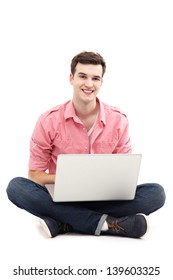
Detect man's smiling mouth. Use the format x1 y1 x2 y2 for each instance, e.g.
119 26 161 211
82 89 94 94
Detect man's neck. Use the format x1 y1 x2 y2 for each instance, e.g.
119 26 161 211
72 99 99 131
73 99 98 119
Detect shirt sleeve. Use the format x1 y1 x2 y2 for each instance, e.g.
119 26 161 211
28 114 53 171
112 114 132 154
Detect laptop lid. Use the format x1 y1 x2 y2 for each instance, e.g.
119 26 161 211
46 154 142 202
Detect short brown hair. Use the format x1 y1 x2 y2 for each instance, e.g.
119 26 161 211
71 51 106 77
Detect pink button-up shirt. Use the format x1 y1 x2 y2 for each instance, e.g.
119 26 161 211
29 98 132 174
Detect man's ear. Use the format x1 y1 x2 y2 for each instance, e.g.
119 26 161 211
69 73 73 84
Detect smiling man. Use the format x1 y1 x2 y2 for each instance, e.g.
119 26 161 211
70 63 102 133
6 51 166 238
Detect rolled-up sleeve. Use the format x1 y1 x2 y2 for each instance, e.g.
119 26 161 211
29 115 53 171
112 113 132 154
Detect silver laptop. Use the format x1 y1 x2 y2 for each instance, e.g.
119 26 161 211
46 154 142 202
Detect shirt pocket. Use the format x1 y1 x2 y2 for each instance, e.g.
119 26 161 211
93 141 117 154
52 137 85 154
53 136 71 154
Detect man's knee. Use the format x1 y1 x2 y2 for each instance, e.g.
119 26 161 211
147 183 166 212
6 177 27 201
137 182 166 214
154 183 166 208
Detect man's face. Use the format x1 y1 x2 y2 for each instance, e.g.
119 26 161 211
70 63 103 105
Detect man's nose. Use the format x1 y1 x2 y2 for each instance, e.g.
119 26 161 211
84 78 93 87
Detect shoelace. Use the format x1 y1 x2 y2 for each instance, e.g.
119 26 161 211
62 223 71 232
108 221 124 232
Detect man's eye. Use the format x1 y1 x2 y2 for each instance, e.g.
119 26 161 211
79 75 86 79
93 78 101 81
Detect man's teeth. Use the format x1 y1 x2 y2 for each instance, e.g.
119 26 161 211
83 90 93 93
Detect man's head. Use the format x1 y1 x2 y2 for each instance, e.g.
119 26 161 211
71 51 106 77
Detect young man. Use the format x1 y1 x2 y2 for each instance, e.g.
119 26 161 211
6 51 166 238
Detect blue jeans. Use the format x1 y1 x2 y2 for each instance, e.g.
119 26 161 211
6 177 166 235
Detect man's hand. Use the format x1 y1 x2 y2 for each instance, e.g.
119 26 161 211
28 170 55 186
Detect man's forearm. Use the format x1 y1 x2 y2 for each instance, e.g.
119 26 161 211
28 170 55 186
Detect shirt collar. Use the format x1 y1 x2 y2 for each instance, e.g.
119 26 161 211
97 98 106 125
64 100 77 120
64 98 106 126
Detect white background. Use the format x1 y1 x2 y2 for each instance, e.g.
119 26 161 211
0 0 172 279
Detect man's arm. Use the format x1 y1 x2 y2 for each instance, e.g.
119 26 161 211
28 170 55 186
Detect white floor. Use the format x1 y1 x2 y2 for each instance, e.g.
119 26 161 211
1 185 171 280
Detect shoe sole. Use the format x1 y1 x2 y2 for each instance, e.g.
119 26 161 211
136 213 149 238
38 218 52 238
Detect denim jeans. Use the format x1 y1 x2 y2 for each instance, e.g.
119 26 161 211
6 177 166 235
